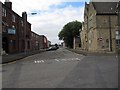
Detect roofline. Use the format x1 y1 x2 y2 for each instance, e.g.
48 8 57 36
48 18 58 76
96 13 117 15
2 2 31 25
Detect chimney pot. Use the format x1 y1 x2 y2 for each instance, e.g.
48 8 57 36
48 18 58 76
4 0 12 9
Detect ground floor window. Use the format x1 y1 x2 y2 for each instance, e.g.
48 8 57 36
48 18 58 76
116 39 120 45
27 41 30 49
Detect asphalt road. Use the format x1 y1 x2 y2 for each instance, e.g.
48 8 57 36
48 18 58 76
2 48 118 88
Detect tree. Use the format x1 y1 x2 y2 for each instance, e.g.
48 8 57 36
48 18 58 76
58 20 82 48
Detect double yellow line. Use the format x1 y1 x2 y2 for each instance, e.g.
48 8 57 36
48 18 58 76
1 60 17 66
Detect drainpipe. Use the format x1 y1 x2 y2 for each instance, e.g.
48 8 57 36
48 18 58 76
117 1 120 53
22 12 27 56
118 2 120 31
109 15 112 52
0 1 2 57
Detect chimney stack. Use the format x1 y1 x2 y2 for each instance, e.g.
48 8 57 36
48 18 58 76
22 12 27 21
4 0 12 9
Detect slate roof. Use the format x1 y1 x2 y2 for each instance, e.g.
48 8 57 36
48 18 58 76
92 2 118 15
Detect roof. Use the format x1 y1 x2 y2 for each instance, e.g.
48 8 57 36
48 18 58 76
92 2 118 15
2 2 31 25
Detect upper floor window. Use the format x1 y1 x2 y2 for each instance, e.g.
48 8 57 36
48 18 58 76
21 20 23 27
116 31 120 45
12 15 16 22
31 33 33 37
2 8 6 17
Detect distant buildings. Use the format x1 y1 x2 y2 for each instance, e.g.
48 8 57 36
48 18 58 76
2 0 49 54
80 1 120 53
73 36 81 49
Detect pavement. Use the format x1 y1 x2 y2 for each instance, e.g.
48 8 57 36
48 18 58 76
2 50 45 64
68 48 118 56
2 48 118 88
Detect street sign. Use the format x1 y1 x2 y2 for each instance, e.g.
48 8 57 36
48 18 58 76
8 28 16 34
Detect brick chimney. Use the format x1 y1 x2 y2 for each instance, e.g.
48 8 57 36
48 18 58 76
4 0 12 9
22 12 27 21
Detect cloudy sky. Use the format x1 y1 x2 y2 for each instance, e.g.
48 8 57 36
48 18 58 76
1 0 93 44
2 0 118 44
1 0 119 44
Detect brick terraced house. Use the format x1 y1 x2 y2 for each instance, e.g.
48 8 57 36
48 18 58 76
2 0 49 54
31 32 48 51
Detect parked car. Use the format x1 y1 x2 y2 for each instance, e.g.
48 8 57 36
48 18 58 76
46 46 59 51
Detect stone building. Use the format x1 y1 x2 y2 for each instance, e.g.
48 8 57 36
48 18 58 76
81 2 120 53
80 22 88 50
73 36 81 49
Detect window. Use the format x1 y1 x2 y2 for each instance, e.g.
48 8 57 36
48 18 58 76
27 41 30 49
31 33 33 37
22 40 25 49
21 20 23 27
116 31 120 45
116 39 120 45
10 40 16 49
12 15 16 22
2 8 6 17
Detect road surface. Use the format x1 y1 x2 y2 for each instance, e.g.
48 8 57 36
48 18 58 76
2 48 118 88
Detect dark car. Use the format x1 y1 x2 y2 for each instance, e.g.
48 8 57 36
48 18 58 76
46 46 59 51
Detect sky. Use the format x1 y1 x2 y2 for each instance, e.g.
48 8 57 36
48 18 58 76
1 0 92 44
1 0 119 44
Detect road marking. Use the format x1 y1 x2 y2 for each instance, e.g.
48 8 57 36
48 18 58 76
116 55 118 59
54 58 82 62
61 59 66 61
55 59 59 62
2 61 17 66
34 60 45 63
41 60 44 63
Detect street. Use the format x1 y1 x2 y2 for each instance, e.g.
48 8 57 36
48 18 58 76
2 48 118 88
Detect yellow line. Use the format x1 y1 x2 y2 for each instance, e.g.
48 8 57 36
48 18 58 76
2 60 17 66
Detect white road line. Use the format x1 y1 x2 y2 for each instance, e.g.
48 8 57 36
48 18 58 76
61 59 66 61
116 55 118 59
34 60 45 63
55 59 60 62
41 60 44 63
